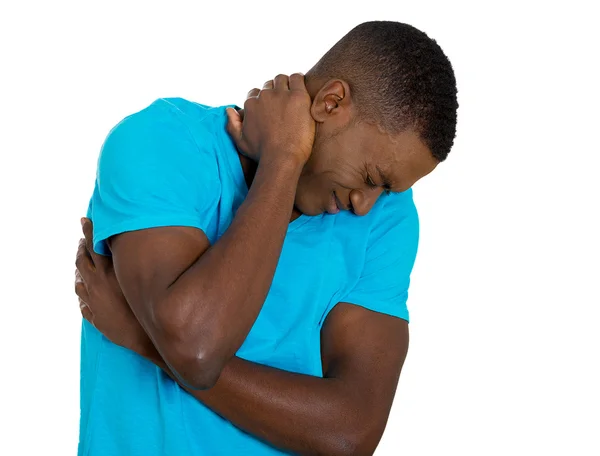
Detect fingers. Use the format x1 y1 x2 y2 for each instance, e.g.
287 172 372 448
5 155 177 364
273 74 289 90
81 218 111 270
249 74 299 100
288 73 306 92
226 107 242 134
81 218 97 269
247 88 260 99
76 237 95 279
76 268 93 324
82 217 94 252
75 269 90 303
226 107 248 155
80 300 94 326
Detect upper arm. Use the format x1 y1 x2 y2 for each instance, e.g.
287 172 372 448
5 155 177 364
321 303 409 450
109 227 210 334
89 105 219 338
319 192 420 446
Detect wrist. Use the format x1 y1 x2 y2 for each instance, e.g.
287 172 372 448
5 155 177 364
257 154 304 180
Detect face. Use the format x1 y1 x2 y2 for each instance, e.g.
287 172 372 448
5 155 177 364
294 84 439 216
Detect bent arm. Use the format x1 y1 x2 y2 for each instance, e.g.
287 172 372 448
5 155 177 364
112 159 302 389
137 303 408 456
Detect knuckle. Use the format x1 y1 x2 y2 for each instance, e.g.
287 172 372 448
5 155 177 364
75 282 84 297
81 307 93 324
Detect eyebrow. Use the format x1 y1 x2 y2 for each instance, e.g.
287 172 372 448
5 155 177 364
376 165 394 190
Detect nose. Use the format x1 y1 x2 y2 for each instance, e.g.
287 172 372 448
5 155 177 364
349 188 384 216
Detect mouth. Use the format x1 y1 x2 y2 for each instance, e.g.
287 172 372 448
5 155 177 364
327 191 347 214
327 192 340 214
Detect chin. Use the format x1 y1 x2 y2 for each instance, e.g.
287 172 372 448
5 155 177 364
297 205 323 216
294 199 323 216
304 208 324 216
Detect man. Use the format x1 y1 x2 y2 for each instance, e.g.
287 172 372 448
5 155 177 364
75 21 458 455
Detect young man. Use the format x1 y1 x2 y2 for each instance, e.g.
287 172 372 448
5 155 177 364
75 21 458 455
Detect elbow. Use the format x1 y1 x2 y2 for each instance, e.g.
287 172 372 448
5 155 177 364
168 345 225 390
154 306 227 390
327 435 378 456
326 417 386 456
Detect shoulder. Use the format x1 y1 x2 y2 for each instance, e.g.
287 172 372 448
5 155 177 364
99 100 192 161
97 99 231 176
367 189 419 242
378 189 418 221
102 98 218 149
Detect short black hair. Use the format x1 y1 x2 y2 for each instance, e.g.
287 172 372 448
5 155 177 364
309 21 458 162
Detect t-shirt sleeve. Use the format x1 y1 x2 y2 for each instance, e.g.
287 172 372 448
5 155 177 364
339 191 420 322
89 106 221 255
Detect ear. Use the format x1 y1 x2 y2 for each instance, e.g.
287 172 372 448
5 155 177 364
310 79 352 124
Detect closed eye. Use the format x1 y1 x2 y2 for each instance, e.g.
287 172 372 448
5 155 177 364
376 165 394 195
366 173 392 195
365 174 377 188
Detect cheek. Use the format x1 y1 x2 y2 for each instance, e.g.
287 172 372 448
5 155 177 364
300 149 335 190
303 138 363 191
297 172 330 197
303 166 359 194
309 133 343 172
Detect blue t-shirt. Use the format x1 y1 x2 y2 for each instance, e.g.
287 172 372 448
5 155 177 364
80 98 419 455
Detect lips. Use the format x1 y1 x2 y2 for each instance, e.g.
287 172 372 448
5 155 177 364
327 192 340 214
327 191 350 214
334 192 350 211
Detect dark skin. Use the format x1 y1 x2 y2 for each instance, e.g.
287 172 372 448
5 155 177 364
76 74 438 455
102 74 315 390
77 231 407 455
292 76 438 216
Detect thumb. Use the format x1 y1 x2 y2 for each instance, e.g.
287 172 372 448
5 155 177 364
226 107 248 155
225 107 242 139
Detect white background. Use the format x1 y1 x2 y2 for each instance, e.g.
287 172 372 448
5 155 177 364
1 1 599 455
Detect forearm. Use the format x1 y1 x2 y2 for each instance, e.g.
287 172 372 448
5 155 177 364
156 159 302 380
140 344 367 456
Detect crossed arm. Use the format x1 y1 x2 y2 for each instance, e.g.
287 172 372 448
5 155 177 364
139 300 408 456
79 80 413 454
77 215 409 456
